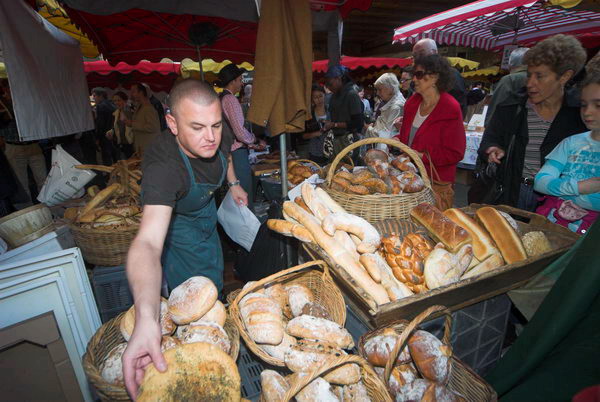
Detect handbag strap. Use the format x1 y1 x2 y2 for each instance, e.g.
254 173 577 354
424 150 442 183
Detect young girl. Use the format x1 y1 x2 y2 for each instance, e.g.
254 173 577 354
534 70 600 234
303 85 329 165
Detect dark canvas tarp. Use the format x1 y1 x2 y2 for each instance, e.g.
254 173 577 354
486 221 600 401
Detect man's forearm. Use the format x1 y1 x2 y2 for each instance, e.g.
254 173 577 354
126 238 163 321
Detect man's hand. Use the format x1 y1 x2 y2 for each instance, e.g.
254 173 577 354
230 184 248 207
486 146 505 164
249 139 267 151
122 317 166 400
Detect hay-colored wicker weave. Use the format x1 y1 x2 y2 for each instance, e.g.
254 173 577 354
69 223 139 266
289 158 323 174
324 137 435 222
230 260 346 367
83 310 240 401
358 305 497 401
281 354 393 402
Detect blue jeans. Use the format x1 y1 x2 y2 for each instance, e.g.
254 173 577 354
517 183 542 212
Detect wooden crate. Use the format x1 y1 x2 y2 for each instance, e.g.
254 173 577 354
304 204 579 327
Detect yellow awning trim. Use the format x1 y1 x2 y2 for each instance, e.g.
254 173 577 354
447 57 480 70
462 66 502 78
180 59 254 79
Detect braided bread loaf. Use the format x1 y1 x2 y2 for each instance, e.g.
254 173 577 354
380 233 433 293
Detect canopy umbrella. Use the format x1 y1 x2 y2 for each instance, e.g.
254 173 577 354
447 57 480 70
84 60 181 92
179 58 254 83
461 65 506 82
392 0 600 51
64 8 258 65
312 56 412 73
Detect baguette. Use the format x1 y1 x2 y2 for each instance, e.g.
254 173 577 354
301 182 331 221
314 187 347 213
294 196 312 214
267 219 314 243
77 183 121 221
321 212 381 253
334 230 360 261
444 208 498 260
410 203 471 253
283 202 390 305
461 253 504 280
359 253 413 301
475 207 527 264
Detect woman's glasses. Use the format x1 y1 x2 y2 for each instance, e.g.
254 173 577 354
413 70 430 80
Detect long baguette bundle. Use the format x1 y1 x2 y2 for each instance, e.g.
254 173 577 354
267 219 314 243
77 183 121 221
283 201 390 305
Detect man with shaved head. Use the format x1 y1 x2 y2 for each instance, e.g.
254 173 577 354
412 38 468 117
122 79 246 398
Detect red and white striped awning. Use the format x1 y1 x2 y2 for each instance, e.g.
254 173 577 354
392 0 600 50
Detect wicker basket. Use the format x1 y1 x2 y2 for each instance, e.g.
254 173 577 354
358 305 497 401
230 260 346 367
324 137 435 223
83 310 241 401
281 354 393 402
69 223 139 266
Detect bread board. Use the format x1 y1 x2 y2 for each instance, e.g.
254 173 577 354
304 204 579 327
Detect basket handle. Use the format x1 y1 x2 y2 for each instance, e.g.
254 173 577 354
290 159 324 175
282 354 391 402
233 260 330 306
383 305 452 386
325 137 432 189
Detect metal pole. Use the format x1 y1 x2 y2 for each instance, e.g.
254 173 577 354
280 133 288 199
196 45 205 81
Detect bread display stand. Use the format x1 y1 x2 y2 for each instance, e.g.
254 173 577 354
230 260 346 367
304 204 579 327
359 305 497 401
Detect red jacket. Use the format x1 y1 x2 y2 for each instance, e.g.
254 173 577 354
394 92 466 183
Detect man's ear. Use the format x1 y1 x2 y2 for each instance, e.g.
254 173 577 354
166 113 178 135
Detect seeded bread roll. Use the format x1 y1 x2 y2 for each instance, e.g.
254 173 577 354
100 343 127 386
286 315 354 349
179 321 231 354
167 276 218 325
260 370 290 402
363 328 411 367
286 284 314 318
408 330 452 384
521 231 552 257
240 292 284 345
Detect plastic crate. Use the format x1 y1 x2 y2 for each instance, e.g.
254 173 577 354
237 342 268 401
345 294 511 376
91 265 133 323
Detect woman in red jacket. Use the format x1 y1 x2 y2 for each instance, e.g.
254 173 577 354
394 54 466 209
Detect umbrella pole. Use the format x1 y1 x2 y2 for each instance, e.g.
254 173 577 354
196 45 205 81
280 134 288 199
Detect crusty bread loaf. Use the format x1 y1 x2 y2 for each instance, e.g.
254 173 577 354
160 336 180 352
240 292 284 345
192 299 226 327
301 302 331 320
334 230 361 261
100 343 127 386
410 203 471 253
295 377 340 402
424 244 474 289
264 283 292 319
137 342 240 402
398 378 432 401
179 321 231 354
461 253 504 280
363 328 411 367
267 219 314 243
364 148 389 165
285 284 314 318
522 231 552 257
475 207 527 264
323 361 361 386
283 201 390 305
260 333 297 361
408 330 452 384
120 298 175 341
374 363 418 397
168 276 218 325
260 370 290 402
444 208 498 260
284 339 344 373
342 380 370 401
286 315 354 349
321 212 381 253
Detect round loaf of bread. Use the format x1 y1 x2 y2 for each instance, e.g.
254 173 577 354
179 321 231 354
168 276 218 325
301 302 331 320
120 298 176 341
190 300 226 327
260 333 297 361
286 315 354 349
374 363 418 397
137 342 240 402
363 328 411 367
260 370 290 402
100 343 127 386
408 330 452 384
285 284 314 318
160 336 180 353
264 283 292 318
398 378 432 401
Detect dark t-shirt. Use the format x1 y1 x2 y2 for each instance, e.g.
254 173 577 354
329 82 363 136
141 125 233 207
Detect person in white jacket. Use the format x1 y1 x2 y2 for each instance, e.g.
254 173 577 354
365 73 406 151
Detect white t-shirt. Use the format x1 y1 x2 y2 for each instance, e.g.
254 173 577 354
409 106 430 146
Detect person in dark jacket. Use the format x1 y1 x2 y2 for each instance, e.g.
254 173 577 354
478 34 588 211
91 88 117 165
